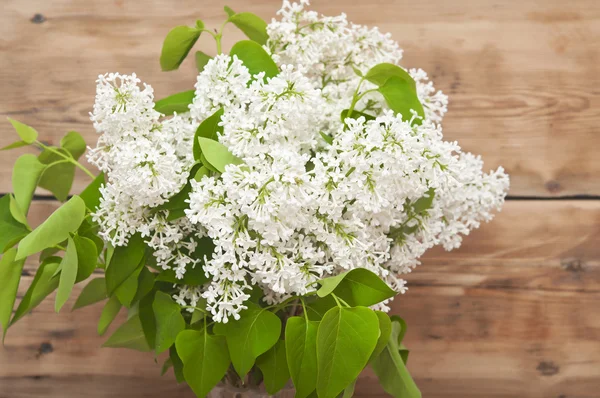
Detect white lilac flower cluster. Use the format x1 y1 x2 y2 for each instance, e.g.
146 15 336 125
88 1 509 323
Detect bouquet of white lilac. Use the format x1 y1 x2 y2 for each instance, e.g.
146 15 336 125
0 1 509 397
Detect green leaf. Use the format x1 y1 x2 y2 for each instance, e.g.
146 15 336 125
160 25 202 71
193 108 224 160
305 295 337 321
153 291 186 354
11 257 61 325
9 194 29 228
72 278 107 310
0 248 25 341
38 160 75 202
139 291 157 350
154 90 195 116
378 76 424 123
390 315 408 346
371 320 421 398
213 302 281 378
228 13 269 45
224 6 236 17
197 136 243 173
190 307 206 325
12 154 46 215
317 268 396 307
195 51 212 72
316 306 379 398
161 357 173 376
320 132 333 145
412 188 435 214
0 195 29 253
105 233 146 295
102 314 151 351
79 173 105 212
365 63 416 91
132 267 155 304
370 311 392 362
1 141 29 151
73 235 98 282
98 295 122 336
115 262 142 307
8 118 38 144
170 345 186 383
176 329 231 397
343 379 357 398
340 109 376 122
230 40 279 79
16 195 86 260
60 131 86 159
55 237 79 312
285 317 318 398
257 340 290 394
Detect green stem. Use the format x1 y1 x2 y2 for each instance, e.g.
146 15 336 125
35 141 96 179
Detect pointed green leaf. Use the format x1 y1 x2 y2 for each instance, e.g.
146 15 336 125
316 307 379 398
16 195 86 260
195 51 212 72
79 173 105 212
0 248 25 340
102 314 151 351
132 267 155 304
8 118 38 144
55 237 79 312
154 90 195 116
72 278 107 310
378 76 424 123
228 13 269 45
224 6 236 17
213 302 281 378
170 345 186 383
320 132 333 145
197 136 243 173
1 141 29 151
160 25 202 71
139 291 157 350
317 268 396 307
153 291 185 354
161 357 173 376
176 329 231 397
257 340 290 394
8 194 29 228
12 154 46 215
230 40 279 79
98 295 122 336
11 257 61 325
115 263 142 307
105 233 146 295
73 235 98 282
0 195 29 253
365 63 416 91
371 320 421 398
60 131 86 159
285 317 318 398
370 311 392 362
193 108 224 160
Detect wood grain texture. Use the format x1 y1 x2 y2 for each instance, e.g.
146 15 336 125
0 0 599 196
1 200 599 397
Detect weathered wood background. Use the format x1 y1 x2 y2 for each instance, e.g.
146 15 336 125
0 0 599 397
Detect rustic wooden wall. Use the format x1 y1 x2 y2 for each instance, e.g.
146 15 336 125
0 0 599 397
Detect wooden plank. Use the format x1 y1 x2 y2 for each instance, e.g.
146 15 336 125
0 200 598 397
1 0 599 196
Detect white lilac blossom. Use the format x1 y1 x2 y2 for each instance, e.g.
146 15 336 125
89 2 509 322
